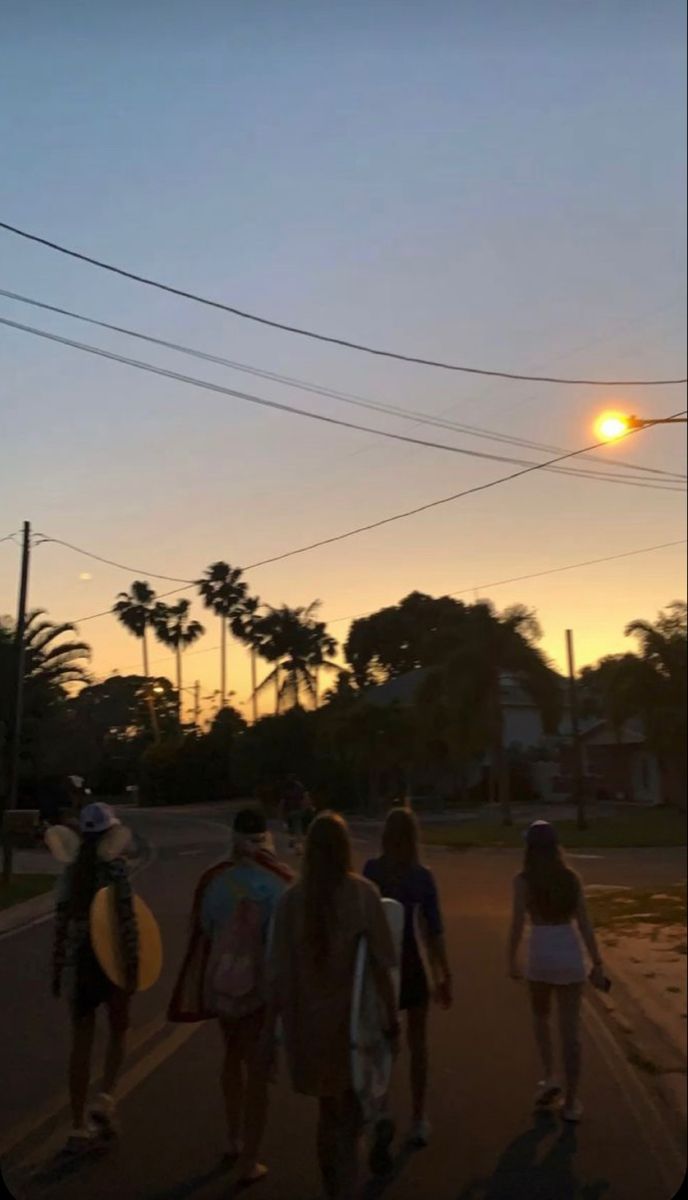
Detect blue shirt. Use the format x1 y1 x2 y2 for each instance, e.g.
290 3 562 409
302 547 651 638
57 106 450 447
363 857 443 979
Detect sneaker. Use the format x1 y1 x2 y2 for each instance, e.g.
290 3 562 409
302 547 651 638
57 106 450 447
62 1127 98 1156
369 1115 395 1176
561 1100 583 1123
237 1161 269 1186
408 1118 431 1148
534 1079 562 1108
89 1092 118 1140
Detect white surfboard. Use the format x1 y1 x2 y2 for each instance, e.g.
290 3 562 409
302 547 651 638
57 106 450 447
350 897 404 1125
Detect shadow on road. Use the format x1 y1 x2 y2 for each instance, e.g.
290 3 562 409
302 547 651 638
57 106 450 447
142 1159 229 1200
455 1113 610 1200
362 1142 417 1197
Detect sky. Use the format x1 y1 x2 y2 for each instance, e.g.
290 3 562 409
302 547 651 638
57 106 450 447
1 0 686 723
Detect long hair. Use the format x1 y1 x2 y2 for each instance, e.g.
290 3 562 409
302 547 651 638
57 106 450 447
68 833 103 918
522 843 579 922
301 811 352 965
381 806 420 879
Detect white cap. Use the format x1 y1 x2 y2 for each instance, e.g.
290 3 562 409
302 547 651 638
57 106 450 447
79 802 121 835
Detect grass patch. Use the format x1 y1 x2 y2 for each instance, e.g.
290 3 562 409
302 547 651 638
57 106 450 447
422 806 687 850
0 873 56 911
586 884 687 931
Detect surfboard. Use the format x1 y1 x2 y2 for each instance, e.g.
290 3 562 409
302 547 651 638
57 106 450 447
90 886 163 993
350 897 404 1125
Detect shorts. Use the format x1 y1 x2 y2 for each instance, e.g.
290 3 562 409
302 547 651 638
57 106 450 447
70 946 131 1031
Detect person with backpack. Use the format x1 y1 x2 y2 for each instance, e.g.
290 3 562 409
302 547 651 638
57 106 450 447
51 802 139 1155
363 807 452 1159
168 807 292 1185
507 820 607 1122
266 811 399 1200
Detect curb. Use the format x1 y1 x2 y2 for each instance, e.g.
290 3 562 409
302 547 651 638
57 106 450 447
589 957 687 1132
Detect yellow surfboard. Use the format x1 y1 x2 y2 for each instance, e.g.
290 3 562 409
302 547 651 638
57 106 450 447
90 886 163 993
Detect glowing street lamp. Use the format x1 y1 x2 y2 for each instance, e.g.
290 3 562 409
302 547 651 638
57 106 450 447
596 412 630 441
596 411 687 441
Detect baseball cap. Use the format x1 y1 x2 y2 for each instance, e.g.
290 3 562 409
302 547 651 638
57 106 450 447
233 807 267 837
79 802 121 835
525 819 558 848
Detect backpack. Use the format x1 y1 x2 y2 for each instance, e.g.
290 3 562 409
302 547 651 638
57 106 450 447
210 876 266 1019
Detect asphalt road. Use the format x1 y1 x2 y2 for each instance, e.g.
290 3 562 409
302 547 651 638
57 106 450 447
1 808 685 1200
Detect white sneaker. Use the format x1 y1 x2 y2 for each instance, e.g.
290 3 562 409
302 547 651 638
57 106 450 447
561 1100 583 1122
62 1126 98 1156
409 1118 431 1148
89 1092 118 1139
534 1079 562 1107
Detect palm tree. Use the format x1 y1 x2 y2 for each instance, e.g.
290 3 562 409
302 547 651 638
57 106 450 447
255 602 339 713
196 562 248 710
112 581 157 678
152 599 205 722
234 595 266 724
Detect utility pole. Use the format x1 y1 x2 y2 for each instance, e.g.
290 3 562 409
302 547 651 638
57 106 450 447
3 521 31 884
193 680 201 728
566 629 587 830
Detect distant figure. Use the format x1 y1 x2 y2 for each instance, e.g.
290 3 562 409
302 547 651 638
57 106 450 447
281 774 308 853
168 808 292 1185
507 820 607 1122
267 812 399 1200
364 807 452 1160
51 803 139 1155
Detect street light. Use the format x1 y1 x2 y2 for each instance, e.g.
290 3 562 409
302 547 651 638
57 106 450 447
596 411 687 441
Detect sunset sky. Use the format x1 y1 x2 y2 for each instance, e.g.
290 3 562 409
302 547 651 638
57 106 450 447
1 0 686 723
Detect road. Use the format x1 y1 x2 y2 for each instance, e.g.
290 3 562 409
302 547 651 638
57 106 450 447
1 807 685 1200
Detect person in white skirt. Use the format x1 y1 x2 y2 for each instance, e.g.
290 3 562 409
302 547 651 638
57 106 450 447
507 820 606 1122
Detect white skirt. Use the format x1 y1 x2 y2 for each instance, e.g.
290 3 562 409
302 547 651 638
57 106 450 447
526 923 586 985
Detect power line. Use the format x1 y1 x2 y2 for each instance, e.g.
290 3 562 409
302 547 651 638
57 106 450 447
102 537 688 677
1 220 685 386
1 287 684 482
56 410 684 628
1 315 684 492
327 539 688 624
238 415 686 571
34 535 193 584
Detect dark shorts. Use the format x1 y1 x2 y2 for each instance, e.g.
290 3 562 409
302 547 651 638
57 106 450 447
70 946 131 1031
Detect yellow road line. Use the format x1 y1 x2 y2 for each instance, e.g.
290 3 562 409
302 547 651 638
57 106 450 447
0 1009 170 1160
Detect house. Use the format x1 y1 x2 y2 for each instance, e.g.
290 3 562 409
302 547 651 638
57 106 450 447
364 667 564 749
363 667 567 805
579 717 664 806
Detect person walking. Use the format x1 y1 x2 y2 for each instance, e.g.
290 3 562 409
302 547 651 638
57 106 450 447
168 807 292 1185
363 807 452 1156
267 811 399 1200
507 819 607 1122
51 802 139 1155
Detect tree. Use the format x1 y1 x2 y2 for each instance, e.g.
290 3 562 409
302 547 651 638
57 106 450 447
585 603 687 804
152 599 205 721
234 595 266 724
0 610 91 796
255 603 339 713
196 562 247 710
345 592 469 687
112 581 157 678
417 602 561 825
